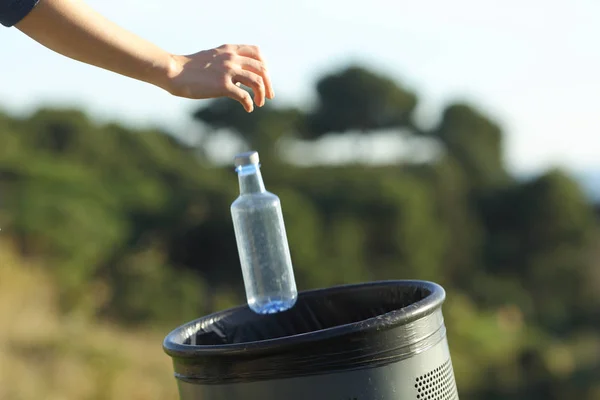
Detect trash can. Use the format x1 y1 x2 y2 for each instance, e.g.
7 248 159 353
163 280 459 400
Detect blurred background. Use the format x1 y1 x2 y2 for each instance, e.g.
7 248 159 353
1 0 599 399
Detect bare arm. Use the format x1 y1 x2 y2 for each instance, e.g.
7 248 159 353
14 0 273 112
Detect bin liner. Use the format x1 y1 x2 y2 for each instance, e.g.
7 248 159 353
163 280 459 400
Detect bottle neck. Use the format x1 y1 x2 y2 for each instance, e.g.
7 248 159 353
237 164 266 194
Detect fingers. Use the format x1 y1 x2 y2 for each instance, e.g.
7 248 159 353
231 69 266 108
236 56 274 101
226 82 254 113
219 44 275 99
214 44 275 111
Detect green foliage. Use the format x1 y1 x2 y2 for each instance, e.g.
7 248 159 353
0 64 598 399
104 245 207 324
305 66 418 137
194 99 303 163
430 103 509 190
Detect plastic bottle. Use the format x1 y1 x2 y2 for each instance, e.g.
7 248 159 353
230 151 298 314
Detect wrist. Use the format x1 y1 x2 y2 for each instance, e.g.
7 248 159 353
147 52 182 95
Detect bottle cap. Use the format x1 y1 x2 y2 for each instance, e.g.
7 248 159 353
234 151 260 167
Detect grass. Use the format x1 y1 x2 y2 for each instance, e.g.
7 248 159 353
0 239 179 400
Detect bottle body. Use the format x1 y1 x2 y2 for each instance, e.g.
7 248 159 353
231 163 297 314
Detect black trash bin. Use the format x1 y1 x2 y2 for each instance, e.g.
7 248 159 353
163 280 459 400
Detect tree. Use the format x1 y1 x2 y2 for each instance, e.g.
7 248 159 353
193 97 303 164
2 62 600 399
304 66 418 139
429 103 509 191
516 170 597 331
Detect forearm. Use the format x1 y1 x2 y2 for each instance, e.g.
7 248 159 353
6 0 274 111
15 0 175 91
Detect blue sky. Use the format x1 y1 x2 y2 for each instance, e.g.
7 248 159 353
2 0 599 176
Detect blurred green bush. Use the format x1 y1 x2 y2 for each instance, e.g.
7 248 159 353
0 65 598 399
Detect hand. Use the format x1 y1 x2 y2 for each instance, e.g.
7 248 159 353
14 0 274 112
165 44 275 113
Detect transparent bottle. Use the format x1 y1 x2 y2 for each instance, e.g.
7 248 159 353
231 151 298 314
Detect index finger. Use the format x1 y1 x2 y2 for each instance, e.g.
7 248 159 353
236 45 265 62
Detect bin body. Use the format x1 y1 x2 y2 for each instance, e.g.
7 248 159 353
164 280 459 400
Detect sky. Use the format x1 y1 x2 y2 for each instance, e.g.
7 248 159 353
1 0 599 176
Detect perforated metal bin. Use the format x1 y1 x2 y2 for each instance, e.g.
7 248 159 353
163 280 459 400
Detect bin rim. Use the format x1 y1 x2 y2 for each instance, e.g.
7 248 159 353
163 280 445 359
